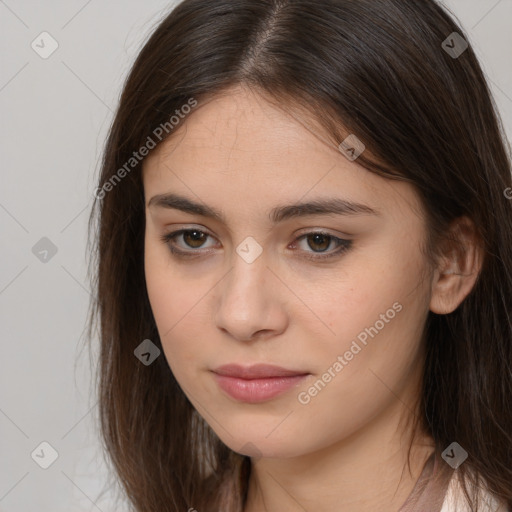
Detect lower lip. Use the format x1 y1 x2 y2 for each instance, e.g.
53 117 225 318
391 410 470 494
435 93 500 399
212 373 309 403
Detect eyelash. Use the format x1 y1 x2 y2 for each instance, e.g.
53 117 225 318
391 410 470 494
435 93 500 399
159 229 352 262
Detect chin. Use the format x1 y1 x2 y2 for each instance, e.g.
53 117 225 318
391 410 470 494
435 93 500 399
214 425 306 460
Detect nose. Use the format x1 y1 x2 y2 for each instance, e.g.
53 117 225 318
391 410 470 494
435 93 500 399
213 250 288 342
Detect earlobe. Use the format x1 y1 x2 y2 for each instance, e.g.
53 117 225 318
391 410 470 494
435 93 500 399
429 216 484 315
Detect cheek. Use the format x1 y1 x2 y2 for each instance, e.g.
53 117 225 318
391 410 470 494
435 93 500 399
145 240 174 329
293 298 427 449
144 239 203 375
145 230 196 329
316 244 430 375
146 279 203 383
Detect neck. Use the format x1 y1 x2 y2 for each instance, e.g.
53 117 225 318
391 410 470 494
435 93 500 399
243 403 435 512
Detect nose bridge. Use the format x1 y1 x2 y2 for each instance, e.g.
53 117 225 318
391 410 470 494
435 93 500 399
214 238 285 340
224 241 269 314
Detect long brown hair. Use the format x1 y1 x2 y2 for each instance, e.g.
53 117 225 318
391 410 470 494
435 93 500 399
86 0 512 510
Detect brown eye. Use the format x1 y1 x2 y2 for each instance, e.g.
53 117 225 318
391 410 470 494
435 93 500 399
305 233 332 252
160 229 352 262
182 230 208 249
159 229 217 257
293 231 353 261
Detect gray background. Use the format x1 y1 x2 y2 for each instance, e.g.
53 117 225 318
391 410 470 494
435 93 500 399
1 1 511 510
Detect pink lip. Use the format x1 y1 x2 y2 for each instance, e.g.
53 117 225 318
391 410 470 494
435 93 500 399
212 364 310 403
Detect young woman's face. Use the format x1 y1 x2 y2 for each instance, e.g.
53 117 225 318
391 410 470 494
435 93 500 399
143 85 434 458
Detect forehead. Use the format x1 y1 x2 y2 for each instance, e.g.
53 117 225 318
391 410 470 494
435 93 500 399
142 86 423 222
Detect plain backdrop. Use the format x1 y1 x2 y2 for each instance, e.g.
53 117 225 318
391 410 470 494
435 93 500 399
1 1 511 510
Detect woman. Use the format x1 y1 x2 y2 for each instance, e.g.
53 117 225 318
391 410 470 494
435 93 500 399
87 0 512 510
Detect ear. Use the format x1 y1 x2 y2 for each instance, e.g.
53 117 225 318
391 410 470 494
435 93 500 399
429 216 484 315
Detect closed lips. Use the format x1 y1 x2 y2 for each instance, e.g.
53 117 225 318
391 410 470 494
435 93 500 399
212 364 310 379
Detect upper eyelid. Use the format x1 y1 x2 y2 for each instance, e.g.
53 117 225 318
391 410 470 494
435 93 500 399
163 223 352 237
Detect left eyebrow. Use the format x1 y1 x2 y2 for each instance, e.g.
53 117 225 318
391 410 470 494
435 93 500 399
147 192 381 224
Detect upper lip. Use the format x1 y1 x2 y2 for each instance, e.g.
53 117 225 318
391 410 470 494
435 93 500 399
212 364 309 379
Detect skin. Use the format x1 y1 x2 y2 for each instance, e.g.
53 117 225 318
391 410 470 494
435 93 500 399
142 84 482 512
